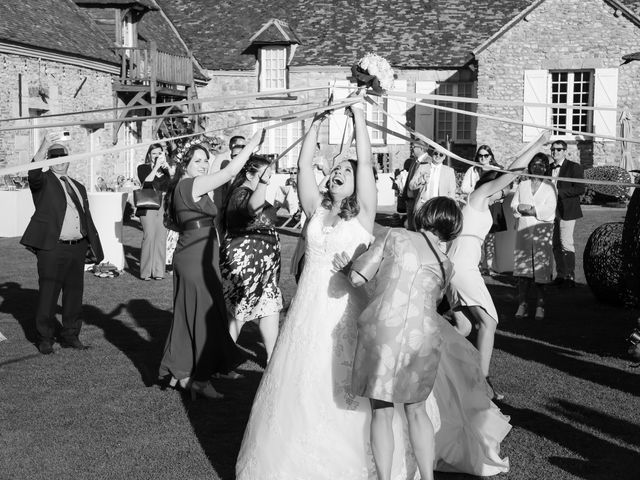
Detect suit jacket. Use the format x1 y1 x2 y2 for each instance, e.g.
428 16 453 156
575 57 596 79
21 169 104 262
554 160 584 221
411 163 457 213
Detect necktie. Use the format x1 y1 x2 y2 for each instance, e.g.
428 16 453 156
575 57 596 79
61 176 88 237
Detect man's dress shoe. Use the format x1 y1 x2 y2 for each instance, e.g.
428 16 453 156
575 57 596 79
38 340 54 355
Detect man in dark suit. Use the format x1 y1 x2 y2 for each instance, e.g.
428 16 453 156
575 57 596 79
21 133 103 354
549 140 584 288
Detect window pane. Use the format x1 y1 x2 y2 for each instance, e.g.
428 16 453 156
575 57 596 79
551 70 592 135
261 47 287 91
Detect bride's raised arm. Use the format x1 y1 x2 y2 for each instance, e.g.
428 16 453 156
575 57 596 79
351 102 377 233
297 114 325 217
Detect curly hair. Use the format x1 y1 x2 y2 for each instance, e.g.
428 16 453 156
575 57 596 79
320 159 360 221
220 154 272 232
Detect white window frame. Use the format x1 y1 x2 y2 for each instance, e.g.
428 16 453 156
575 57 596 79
523 68 617 142
550 70 594 137
434 82 476 144
262 120 302 170
258 46 288 92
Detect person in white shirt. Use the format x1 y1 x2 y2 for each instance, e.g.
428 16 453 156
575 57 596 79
409 145 457 215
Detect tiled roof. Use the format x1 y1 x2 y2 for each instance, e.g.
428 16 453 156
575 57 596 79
155 0 537 71
0 0 119 65
251 19 302 45
74 0 158 10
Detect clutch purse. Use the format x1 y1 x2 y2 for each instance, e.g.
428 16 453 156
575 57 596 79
134 188 162 210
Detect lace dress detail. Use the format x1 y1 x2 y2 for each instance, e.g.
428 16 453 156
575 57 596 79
236 208 512 479
236 208 376 480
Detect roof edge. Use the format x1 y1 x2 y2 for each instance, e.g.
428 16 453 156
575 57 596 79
473 0 640 58
472 0 546 57
0 41 120 74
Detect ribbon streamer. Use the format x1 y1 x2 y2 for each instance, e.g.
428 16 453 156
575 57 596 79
380 94 640 145
366 96 640 189
0 98 359 177
0 85 329 124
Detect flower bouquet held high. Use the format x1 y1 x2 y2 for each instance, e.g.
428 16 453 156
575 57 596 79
350 53 395 94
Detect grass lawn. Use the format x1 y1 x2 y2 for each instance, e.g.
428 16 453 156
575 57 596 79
1 206 639 480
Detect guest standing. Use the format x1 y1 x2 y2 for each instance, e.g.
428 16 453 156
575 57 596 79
549 140 585 288
159 132 263 399
21 133 104 354
220 155 283 362
137 144 171 280
409 145 457 214
447 132 550 399
511 154 557 320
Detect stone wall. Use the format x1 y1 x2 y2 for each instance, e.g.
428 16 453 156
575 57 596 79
0 53 136 188
198 66 474 175
476 0 640 169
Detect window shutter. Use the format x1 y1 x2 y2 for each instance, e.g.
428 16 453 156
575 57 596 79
386 80 407 144
329 79 351 144
522 70 548 141
415 81 437 141
593 68 618 141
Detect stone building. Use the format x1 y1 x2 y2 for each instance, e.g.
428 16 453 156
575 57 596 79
156 0 640 176
0 0 202 187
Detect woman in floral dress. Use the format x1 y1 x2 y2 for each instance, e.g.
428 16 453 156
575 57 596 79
220 155 282 362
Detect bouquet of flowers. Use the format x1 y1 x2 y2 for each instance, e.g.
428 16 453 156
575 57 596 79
351 53 395 94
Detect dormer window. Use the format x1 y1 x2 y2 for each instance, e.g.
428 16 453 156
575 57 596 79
259 46 287 91
247 19 301 92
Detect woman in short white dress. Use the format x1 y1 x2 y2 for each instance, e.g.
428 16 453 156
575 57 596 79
448 131 550 399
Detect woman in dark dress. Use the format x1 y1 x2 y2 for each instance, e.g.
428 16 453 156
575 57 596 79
220 155 282 362
159 131 264 399
137 144 171 280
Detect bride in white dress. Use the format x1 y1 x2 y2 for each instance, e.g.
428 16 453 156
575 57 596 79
237 96 513 479
236 97 379 479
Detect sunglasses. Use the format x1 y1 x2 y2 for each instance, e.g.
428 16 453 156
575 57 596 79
232 144 246 150
478 153 491 158
550 148 566 152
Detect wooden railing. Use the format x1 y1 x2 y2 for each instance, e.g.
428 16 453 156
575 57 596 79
115 41 193 87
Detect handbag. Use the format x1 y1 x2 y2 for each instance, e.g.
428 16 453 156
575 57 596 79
396 195 407 214
489 201 507 233
133 188 162 210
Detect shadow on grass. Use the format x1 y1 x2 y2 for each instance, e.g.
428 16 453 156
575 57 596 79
502 402 639 480
494 332 638 395
181 323 264 480
488 280 639 360
0 282 38 342
83 299 171 387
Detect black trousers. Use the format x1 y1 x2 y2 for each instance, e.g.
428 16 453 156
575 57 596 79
35 240 87 342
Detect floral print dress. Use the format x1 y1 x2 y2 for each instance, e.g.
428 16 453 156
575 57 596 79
220 186 283 326
350 227 452 403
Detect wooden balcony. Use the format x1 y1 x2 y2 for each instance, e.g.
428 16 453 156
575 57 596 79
113 41 193 97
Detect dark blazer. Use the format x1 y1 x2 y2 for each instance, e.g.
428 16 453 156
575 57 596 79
555 160 585 221
20 169 104 262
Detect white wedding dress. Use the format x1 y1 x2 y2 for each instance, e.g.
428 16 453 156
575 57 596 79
236 208 512 480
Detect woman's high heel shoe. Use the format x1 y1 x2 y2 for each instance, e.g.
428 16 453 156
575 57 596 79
515 302 528 320
486 376 505 401
190 381 224 400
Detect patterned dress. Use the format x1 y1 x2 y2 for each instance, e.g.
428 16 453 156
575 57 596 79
350 227 452 404
220 186 283 326
511 180 557 283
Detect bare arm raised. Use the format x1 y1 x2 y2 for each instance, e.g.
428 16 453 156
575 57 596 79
191 129 265 199
351 103 377 233
297 115 325 217
469 131 550 211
